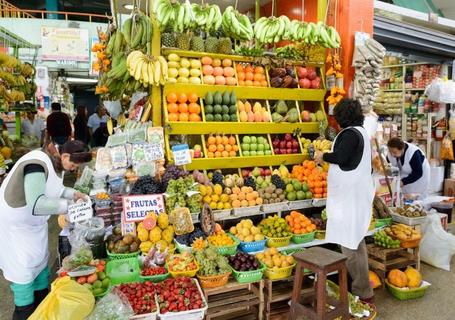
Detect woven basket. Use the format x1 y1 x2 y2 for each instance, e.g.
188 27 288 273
385 280 430 300
197 272 231 288
212 234 240 256
400 238 421 249
264 263 296 280
266 236 291 248
107 249 141 260
231 264 265 283
291 231 315 244
167 261 199 278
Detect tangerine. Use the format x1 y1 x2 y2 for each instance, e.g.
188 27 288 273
167 92 178 103
189 113 201 122
207 136 216 145
178 103 188 113
254 66 264 74
217 144 224 152
214 151 222 158
168 112 179 121
167 103 178 113
178 113 189 121
188 93 198 103
229 151 237 157
228 136 236 145
207 152 214 158
208 144 217 152
188 103 200 114
178 93 188 103
215 135 223 144
221 151 229 157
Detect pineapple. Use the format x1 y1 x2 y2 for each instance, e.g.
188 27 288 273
217 37 232 54
161 27 175 48
176 32 191 50
190 30 205 52
205 35 218 53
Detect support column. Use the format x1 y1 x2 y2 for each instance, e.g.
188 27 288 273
45 0 58 19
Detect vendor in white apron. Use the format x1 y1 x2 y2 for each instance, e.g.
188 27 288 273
387 137 430 200
315 99 375 302
0 140 91 320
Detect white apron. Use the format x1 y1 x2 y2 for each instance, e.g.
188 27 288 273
0 150 65 284
325 126 375 250
388 142 430 199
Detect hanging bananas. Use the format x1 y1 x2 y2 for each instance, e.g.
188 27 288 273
126 50 169 87
253 15 291 44
221 6 254 41
154 0 195 33
122 11 153 50
192 3 222 32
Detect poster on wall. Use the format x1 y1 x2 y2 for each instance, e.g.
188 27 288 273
41 27 89 61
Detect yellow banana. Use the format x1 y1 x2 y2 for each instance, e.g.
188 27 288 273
142 57 149 84
107 117 113 135
157 56 168 85
148 60 155 86
153 58 161 86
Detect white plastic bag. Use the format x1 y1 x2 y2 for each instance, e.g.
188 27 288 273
425 78 455 103
420 213 455 271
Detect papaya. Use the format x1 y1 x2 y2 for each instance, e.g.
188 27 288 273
388 269 408 288
404 266 422 288
368 270 381 289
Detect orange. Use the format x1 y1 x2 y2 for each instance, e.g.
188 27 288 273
208 144 217 152
215 135 223 144
245 80 253 86
235 64 244 73
214 151 222 158
167 92 178 103
225 144 232 152
178 113 189 122
178 103 188 113
188 93 198 103
238 80 245 86
245 72 254 81
207 152 215 158
261 80 268 87
253 73 263 82
217 144 224 152
253 80 261 87
237 72 246 81
232 145 239 152
167 103 178 113
254 66 264 74
222 136 229 145
229 151 237 157
207 136 216 145
188 103 200 114
168 112 179 121
178 93 188 103
221 151 229 157
189 113 201 122
228 136 236 145
245 65 254 73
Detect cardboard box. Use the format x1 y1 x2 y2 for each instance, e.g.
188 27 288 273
444 179 455 196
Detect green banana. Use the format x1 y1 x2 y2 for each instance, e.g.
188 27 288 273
130 15 144 48
105 32 116 56
122 18 132 45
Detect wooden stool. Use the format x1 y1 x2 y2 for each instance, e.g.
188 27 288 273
290 247 349 320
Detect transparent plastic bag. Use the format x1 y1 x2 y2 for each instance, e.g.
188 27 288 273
61 227 94 271
29 276 95 320
440 134 454 160
87 288 134 320
170 207 194 235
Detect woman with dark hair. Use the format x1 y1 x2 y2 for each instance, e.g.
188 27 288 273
0 140 92 319
314 98 375 303
387 137 430 199
73 105 90 144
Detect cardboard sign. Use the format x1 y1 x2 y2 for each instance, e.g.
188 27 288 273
172 144 191 166
68 199 93 223
122 194 165 222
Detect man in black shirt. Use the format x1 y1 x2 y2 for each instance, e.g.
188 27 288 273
45 103 72 145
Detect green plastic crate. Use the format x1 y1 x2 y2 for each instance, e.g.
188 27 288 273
106 258 140 285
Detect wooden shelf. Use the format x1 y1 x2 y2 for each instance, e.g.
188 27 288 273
404 88 426 91
167 121 319 135
163 83 325 102
379 89 403 92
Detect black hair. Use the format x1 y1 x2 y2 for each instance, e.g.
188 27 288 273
387 137 405 150
334 99 364 128
60 140 92 163
51 102 61 111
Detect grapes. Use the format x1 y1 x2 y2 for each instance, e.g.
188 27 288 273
161 165 187 189
130 175 163 195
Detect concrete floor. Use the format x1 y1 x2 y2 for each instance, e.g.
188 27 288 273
1 223 455 320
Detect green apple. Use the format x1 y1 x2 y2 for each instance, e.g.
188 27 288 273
250 144 258 151
250 151 257 156
264 150 272 155
242 143 250 151
257 150 265 156
243 150 250 156
250 136 257 144
243 136 251 144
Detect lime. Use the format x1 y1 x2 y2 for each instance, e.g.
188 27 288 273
102 278 110 288
93 287 105 295
93 280 102 289
97 271 106 280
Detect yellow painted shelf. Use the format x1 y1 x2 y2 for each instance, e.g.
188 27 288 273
184 154 305 170
162 48 324 67
166 121 320 135
163 83 325 102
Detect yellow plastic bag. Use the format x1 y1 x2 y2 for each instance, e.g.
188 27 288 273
29 276 95 320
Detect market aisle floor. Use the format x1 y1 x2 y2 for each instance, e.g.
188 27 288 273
1 223 455 320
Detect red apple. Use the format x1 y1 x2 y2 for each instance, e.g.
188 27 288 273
297 67 308 79
311 78 320 88
280 148 287 154
299 78 311 89
292 148 299 153
284 133 292 141
286 141 293 149
272 139 280 148
194 150 202 158
301 110 310 122
274 148 280 154
286 148 293 154
280 141 287 149
264 169 271 175
307 70 317 80
292 140 299 148
242 169 250 178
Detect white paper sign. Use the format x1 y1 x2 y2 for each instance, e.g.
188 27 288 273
122 194 165 222
172 144 192 166
68 199 93 223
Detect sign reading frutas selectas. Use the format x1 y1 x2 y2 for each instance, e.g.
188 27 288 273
122 194 165 222
68 199 93 223
41 27 89 61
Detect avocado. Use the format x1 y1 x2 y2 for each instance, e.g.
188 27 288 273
205 114 214 121
205 105 214 114
230 114 238 122
222 91 230 105
214 114 223 121
229 105 237 115
222 114 231 122
222 105 229 114
214 105 222 114
205 92 214 105
230 91 237 105
214 92 223 105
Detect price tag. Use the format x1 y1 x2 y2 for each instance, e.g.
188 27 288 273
67 199 93 223
172 144 191 166
121 221 137 236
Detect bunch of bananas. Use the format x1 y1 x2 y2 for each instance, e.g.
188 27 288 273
105 52 129 82
20 63 34 78
122 11 153 50
105 30 126 57
290 21 340 48
221 6 253 41
127 51 169 87
0 85 26 102
254 15 291 44
311 139 332 153
154 0 195 33
192 3 222 32
0 71 17 86
0 53 19 68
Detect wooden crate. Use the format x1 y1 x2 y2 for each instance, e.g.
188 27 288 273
203 279 264 320
263 276 314 320
367 243 420 286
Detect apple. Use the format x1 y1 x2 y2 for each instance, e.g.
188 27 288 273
257 144 265 151
286 148 293 154
307 69 317 80
299 78 311 89
257 151 265 156
284 133 292 141
264 169 271 175
250 136 257 144
286 141 293 149
280 141 287 149
274 148 280 154
242 169 250 177
260 168 266 176
292 148 299 153
292 141 299 148
243 151 250 157
194 150 202 158
301 110 311 122
243 136 251 144
250 151 257 156
265 150 272 155
242 143 250 151
311 78 321 89
310 113 317 122
272 139 280 148
264 143 270 150
297 66 308 79
250 144 258 151
280 148 287 154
